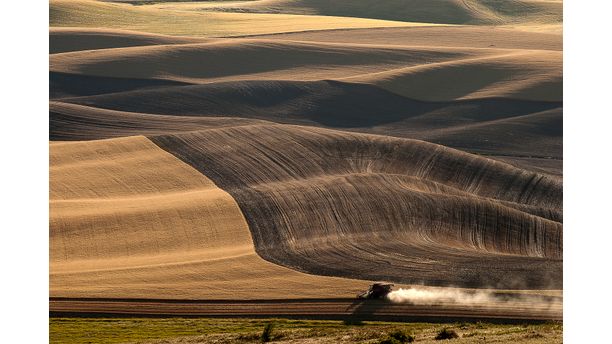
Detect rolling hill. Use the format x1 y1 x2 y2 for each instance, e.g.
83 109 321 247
49 0 563 313
50 136 376 299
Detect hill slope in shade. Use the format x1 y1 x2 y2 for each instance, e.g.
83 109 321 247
150 124 562 289
49 26 562 173
49 27 209 54
49 101 270 140
51 80 562 173
50 38 562 101
50 135 379 299
49 40 473 85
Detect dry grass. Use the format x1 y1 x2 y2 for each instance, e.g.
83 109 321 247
49 318 563 344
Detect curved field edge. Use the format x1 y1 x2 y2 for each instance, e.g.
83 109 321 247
49 135 380 300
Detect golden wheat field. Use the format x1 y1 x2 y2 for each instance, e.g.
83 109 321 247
49 0 563 337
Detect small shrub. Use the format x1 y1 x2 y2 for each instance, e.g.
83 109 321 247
376 329 415 344
474 321 487 329
389 329 415 343
435 328 459 340
260 323 274 342
343 318 364 326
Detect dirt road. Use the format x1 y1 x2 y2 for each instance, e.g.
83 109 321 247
49 297 562 323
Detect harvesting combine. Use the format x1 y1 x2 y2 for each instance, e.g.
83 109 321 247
357 283 394 299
